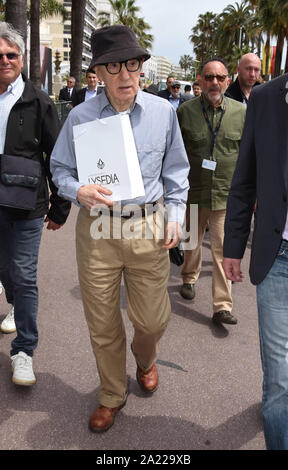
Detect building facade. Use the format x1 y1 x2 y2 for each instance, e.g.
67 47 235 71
40 0 113 76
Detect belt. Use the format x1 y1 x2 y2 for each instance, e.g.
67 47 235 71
109 201 159 220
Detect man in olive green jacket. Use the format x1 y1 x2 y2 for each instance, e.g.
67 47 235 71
177 58 246 325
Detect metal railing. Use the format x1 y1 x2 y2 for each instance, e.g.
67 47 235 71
54 100 73 126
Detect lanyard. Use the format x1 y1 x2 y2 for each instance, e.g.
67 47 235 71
200 95 226 158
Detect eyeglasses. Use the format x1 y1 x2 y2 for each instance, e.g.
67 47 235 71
103 59 141 75
172 85 181 89
204 74 227 82
0 53 21 61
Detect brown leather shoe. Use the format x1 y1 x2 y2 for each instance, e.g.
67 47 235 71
89 399 126 433
136 363 158 393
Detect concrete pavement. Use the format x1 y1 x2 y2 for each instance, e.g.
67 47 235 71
0 206 265 450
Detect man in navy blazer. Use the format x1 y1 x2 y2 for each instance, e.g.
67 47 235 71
222 74 288 450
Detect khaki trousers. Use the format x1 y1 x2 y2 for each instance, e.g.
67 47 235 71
181 207 232 313
76 207 170 408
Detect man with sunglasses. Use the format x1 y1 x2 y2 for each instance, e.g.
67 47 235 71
51 25 189 433
59 76 76 102
177 58 246 326
0 23 71 383
168 80 189 110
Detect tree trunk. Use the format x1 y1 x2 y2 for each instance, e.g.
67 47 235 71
29 0 41 88
5 0 28 75
274 29 285 78
70 0 86 88
264 35 270 81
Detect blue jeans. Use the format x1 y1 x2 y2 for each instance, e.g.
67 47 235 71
257 239 288 450
0 209 44 357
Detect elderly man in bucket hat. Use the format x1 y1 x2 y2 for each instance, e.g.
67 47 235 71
51 25 189 433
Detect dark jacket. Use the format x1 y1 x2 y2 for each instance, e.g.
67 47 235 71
157 88 170 100
59 86 76 102
72 86 103 107
2 75 71 224
223 74 286 285
158 88 190 107
225 77 260 104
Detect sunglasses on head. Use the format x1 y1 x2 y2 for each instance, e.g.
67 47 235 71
0 52 21 61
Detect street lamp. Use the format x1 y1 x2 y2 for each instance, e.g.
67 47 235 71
54 49 61 75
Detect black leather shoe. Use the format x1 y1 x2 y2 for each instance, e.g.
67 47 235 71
180 283 195 300
212 310 237 325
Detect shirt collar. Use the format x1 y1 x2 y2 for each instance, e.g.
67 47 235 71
202 92 226 110
169 93 180 101
7 73 24 95
99 87 145 115
86 86 97 94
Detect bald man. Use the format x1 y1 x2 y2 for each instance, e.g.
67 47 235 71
225 53 261 105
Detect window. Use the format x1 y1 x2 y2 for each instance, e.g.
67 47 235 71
64 25 71 34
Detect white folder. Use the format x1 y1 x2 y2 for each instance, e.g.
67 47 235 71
73 114 145 201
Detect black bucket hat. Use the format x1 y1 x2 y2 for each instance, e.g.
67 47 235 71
90 25 150 68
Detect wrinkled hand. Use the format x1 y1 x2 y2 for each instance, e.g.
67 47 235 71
222 258 243 282
44 217 63 230
77 184 114 210
162 221 182 250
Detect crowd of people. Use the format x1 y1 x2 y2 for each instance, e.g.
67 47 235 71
0 20 288 450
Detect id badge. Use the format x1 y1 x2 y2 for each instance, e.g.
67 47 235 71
202 159 217 171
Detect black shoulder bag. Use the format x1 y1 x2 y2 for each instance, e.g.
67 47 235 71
0 154 41 210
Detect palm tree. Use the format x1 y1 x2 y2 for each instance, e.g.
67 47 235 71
29 0 41 87
216 2 251 54
28 0 68 87
97 0 153 51
179 55 193 78
189 12 219 65
275 0 288 73
70 0 86 88
38 0 67 20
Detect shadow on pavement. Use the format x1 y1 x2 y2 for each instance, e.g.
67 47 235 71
0 350 262 450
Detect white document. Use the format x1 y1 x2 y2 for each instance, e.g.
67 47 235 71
73 114 145 201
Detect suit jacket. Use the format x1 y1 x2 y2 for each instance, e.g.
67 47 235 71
72 86 103 107
223 74 288 285
59 86 76 102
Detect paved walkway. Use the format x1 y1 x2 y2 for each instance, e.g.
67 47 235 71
0 206 265 450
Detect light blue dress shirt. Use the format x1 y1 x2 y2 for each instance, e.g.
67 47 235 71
0 74 25 153
168 94 180 111
85 86 97 101
50 88 190 224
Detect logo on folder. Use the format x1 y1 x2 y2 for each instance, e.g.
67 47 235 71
97 159 105 169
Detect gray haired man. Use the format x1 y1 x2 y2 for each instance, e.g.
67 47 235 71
0 22 70 385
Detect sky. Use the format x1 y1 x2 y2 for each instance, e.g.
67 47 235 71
136 0 236 65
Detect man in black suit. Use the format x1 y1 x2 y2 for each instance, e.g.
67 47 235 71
157 75 174 99
59 76 76 101
222 74 288 450
72 68 102 107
